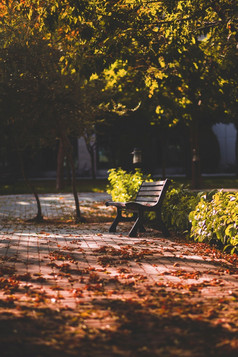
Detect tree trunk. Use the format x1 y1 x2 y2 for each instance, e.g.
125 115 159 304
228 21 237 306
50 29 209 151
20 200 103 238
160 129 167 180
17 149 43 222
66 158 71 186
83 135 96 180
56 139 65 190
190 118 201 189
62 134 84 223
88 145 96 180
236 126 238 177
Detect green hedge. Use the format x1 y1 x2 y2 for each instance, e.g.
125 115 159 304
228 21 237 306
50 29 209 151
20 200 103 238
189 191 238 253
162 184 199 233
107 168 238 253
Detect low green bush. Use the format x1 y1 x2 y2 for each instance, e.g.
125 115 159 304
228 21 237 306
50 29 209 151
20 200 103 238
162 184 199 233
189 190 238 253
106 168 152 202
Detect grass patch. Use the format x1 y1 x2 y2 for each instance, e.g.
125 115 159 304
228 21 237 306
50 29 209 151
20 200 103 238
0 176 237 196
200 177 238 189
0 179 108 195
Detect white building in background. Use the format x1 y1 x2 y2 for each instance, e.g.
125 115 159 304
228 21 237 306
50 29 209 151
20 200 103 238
212 123 237 172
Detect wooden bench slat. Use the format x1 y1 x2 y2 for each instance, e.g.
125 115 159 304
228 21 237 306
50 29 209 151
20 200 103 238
140 185 163 189
139 188 162 193
138 198 160 202
139 189 163 193
136 197 158 202
137 192 162 197
140 181 165 186
137 191 161 197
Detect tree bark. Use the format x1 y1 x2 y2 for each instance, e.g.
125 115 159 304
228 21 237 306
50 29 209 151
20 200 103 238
160 128 167 180
61 133 84 223
56 138 65 190
190 118 201 189
88 145 96 180
235 126 238 177
83 134 96 180
17 148 44 222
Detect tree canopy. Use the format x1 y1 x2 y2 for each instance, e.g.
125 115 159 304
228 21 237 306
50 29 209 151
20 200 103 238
0 0 237 188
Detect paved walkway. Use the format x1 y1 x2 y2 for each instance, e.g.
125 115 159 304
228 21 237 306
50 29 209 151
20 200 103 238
1 193 238 356
0 192 238 305
0 192 110 220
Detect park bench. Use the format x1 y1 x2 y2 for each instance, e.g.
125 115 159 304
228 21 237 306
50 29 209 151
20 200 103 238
106 179 170 238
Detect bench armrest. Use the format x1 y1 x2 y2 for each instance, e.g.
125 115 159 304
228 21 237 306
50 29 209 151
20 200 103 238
125 202 142 211
125 201 156 211
105 201 126 208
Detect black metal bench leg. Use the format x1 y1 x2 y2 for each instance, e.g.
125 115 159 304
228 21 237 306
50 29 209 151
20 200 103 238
109 208 122 232
129 210 143 237
156 211 170 237
128 217 139 237
139 225 146 233
139 220 146 232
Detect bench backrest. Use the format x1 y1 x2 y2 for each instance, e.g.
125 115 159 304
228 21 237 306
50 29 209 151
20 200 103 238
135 179 170 207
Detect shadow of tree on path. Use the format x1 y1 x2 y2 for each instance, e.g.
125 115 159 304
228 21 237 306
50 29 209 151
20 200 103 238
1 221 238 356
1 294 238 357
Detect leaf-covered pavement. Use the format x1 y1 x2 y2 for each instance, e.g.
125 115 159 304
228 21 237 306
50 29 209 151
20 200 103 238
1 196 238 356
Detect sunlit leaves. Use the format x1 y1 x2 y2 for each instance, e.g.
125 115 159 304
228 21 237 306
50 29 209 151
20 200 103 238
107 168 152 202
103 61 128 90
189 191 238 252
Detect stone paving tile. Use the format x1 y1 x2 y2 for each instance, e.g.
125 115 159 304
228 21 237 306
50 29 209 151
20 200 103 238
1 193 238 325
0 192 110 220
0 220 237 309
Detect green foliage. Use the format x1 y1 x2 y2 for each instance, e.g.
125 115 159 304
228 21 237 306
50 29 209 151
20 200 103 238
189 191 238 253
106 168 152 202
162 183 199 233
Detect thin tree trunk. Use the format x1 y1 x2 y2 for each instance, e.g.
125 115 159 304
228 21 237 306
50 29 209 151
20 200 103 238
66 158 71 186
83 134 96 180
161 129 167 180
62 134 84 223
88 145 96 180
236 126 238 177
56 138 65 190
190 118 201 189
17 149 43 222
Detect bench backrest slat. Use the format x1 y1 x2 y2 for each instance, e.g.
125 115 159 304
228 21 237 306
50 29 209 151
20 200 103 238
136 197 158 203
135 179 169 207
